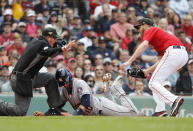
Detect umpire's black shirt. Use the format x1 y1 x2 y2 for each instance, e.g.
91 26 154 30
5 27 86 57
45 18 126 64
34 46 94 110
13 37 62 78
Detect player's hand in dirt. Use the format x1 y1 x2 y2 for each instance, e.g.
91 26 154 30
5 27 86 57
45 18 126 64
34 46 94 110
34 111 45 116
61 112 72 116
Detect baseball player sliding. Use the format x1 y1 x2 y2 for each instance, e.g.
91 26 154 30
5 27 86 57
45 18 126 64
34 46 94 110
121 18 188 117
34 68 143 116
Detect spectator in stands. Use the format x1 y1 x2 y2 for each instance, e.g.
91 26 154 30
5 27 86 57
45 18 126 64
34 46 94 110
120 25 134 50
139 0 149 17
181 14 193 43
84 74 95 93
54 55 65 69
111 59 119 80
128 30 139 55
61 28 71 43
74 66 84 80
127 14 137 25
174 24 182 36
76 54 85 68
0 8 18 31
7 33 24 55
65 8 74 28
75 41 85 56
89 0 101 15
0 65 9 92
122 75 136 94
34 0 49 15
146 8 154 19
190 9 193 25
94 54 103 66
48 11 58 29
16 22 30 45
117 0 128 12
153 12 161 26
119 50 130 71
56 18 67 36
128 0 143 17
0 45 8 66
0 22 14 46
93 0 116 21
76 19 91 39
127 6 136 17
158 18 173 34
140 46 158 68
83 59 94 77
110 12 132 44
93 65 104 94
103 8 118 33
129 80 150 96
92 36 115 60
165 8 175 33
157 0 169 18
78 26 95 51
103 57 113 75
172 13 181 26
8 52 19 74
86 32 98 58
67 57 77 77
41 5 50 26
70 15 83 40
0 0 9 17
26 10 38 38
95 4 112 34
176 59 193 96
169 0 189 18
177 31 191 53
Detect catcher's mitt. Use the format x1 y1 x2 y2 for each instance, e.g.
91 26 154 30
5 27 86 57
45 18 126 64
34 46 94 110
127 68 146 79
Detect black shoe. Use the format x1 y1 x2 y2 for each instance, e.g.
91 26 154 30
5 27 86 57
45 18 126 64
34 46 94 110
170 97 184 117
152 111 168 117
44 108 64 116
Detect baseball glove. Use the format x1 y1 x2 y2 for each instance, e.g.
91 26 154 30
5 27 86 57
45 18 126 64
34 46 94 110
127 68 146 79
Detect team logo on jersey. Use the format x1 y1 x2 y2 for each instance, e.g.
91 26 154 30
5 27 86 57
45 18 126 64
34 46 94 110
44 46 48 50
77 87 83 94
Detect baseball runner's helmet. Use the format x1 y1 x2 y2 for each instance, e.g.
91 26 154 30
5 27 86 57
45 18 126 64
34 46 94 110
55 67 72 87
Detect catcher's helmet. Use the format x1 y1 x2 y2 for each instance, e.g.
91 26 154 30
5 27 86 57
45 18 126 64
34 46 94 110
55 68 72 87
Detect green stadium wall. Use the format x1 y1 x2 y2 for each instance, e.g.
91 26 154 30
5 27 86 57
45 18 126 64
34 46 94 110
0 94 192 117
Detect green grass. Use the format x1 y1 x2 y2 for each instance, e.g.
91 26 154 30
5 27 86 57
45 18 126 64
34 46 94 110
0 116 193 131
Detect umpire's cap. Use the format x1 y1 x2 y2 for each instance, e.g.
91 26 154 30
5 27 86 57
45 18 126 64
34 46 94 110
42 28 58 38
134 18 154 29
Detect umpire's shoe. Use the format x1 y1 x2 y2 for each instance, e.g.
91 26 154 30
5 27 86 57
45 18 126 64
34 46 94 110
170 97 184 117
152 111 168 117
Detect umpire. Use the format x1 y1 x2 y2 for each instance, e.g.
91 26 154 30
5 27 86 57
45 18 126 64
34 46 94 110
0 28 76 116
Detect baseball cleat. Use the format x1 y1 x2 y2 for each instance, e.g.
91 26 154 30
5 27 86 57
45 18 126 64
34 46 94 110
170 97 184 117
152 110 168 117
111 75 126 97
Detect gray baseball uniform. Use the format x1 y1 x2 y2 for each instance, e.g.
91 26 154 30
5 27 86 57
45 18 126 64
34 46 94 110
61 77 139 116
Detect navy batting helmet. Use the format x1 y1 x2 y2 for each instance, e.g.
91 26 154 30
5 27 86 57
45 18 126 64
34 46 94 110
55 68 72 87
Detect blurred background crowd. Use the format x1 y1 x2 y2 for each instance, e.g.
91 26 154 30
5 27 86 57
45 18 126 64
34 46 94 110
0 0 193 96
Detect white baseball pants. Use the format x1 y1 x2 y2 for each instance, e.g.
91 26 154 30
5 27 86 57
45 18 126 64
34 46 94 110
148 46 188 112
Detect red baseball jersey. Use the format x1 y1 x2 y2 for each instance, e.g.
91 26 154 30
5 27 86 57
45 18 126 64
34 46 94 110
141 27 183 56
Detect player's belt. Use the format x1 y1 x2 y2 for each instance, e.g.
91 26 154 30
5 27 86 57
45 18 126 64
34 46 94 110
172 45 185 49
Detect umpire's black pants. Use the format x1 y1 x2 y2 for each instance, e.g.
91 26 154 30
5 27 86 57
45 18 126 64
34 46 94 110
0 72 64 116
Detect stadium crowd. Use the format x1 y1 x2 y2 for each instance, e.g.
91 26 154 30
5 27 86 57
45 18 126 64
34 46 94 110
0 0 193 96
